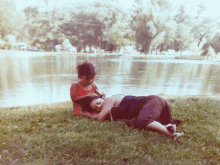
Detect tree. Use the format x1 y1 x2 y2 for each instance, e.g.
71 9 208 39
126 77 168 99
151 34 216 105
62 39 72 51
159 20 177 51
106 22 133 50
210 33 220 54
174 4 191 24
191 17 220 48
131 0 176 54
5 34 16 49
206 46 216 58
23 7 66 50
0 0 23 40
0 39 5 48
59 1 129 52
149 31 165 54
59 2 105 51
174 24 195 54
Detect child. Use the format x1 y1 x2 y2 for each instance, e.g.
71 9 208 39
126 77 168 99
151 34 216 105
70 61 105 115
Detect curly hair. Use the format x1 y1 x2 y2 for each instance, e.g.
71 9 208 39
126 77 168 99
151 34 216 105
77 62 96 79
74 96 101 113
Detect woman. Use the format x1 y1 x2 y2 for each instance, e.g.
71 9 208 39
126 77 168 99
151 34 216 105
79 94 184 139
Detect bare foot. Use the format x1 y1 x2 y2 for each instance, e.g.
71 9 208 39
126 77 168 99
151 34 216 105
172 132 184 140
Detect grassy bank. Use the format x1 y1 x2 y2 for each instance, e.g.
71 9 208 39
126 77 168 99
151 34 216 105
0 98 220 165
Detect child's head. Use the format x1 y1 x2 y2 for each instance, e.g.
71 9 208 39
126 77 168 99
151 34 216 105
77 61 96 82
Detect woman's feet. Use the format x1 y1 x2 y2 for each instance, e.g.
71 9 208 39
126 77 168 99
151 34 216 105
165 124 176 133
172 132 184 140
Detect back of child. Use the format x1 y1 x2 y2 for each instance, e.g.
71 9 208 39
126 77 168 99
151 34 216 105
70 61 105 115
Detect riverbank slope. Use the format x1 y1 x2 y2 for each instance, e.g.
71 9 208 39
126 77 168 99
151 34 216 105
0 96 219 164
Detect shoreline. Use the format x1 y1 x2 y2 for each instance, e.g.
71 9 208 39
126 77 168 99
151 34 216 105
0 101 73 115
1 94 220 113
1 49 220 62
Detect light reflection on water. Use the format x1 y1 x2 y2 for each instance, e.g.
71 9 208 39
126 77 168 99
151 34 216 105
0 51 220 107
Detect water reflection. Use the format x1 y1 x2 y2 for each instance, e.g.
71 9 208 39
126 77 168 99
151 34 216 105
0 52 220 107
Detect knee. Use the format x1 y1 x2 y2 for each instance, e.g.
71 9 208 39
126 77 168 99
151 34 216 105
136 119 152 129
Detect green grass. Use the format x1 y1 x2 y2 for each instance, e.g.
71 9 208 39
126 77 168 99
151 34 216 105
0 99 219 165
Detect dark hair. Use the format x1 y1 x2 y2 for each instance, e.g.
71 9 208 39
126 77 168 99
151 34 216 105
74 96 100 113
77 62 96 79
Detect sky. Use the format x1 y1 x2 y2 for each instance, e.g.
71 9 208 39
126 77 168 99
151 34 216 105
10 0 220 18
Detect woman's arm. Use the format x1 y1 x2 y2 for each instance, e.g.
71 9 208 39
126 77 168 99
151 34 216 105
93 83 106 99
80 97 115 120
75 93 99 101
70 83 78 102
80 111 99 119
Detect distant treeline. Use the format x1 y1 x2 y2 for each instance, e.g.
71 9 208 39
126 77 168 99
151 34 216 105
1 0 220 55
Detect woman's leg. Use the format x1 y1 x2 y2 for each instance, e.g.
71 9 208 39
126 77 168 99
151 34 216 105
146 121 173 137
135 96 174 136
135 96 165 128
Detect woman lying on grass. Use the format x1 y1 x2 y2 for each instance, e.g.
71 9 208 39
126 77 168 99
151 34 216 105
78 94 184 140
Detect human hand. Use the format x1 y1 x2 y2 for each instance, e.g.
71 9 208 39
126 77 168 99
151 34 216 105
80 111 90 117
87 93 99 97
101 93 106 99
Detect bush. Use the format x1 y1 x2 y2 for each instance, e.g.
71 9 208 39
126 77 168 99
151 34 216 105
189 42 200 56
206 46 216 57
0 39 5 49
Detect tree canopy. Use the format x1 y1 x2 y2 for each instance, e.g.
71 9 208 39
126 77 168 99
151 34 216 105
1 0 220 55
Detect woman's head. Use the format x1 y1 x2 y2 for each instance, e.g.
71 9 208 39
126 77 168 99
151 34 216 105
77 62 96 80
79 96 104 113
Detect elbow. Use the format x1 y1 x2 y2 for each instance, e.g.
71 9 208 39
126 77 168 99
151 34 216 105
97 115 104 120
70 94 76 102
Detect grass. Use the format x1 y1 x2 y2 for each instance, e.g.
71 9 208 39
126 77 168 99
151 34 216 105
0 98 219 165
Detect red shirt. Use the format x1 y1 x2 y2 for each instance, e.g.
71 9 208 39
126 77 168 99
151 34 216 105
70 83 96 115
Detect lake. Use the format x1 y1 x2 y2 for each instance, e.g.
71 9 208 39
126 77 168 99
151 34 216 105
0 50 220 107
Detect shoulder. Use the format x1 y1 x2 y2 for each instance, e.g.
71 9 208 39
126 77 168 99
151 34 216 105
107 94 125 104
70 83 79 92
111 94 125 99
70 83 78 88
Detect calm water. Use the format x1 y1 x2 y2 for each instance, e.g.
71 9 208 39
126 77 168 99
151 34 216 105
0 51 220 107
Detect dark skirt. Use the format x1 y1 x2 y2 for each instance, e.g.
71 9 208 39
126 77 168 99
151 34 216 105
111 95 173 129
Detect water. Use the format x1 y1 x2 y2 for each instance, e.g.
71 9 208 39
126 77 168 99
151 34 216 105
0 50 220 107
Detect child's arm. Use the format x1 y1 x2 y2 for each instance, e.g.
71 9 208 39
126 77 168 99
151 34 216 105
75 93 99 101
93 83 106 99
80 97 114 120
70 83 98 102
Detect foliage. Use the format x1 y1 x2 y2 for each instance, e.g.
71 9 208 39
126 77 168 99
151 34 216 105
107 22 133 50
1 0 220 54
4 34 16 49
206 46 216 57
174 24 194 54
0 0 21 37
23 7 65 50
62 39 72 50
131 0 177 54
0 39 5 49
191 17 220 48
174 4 191 24
206 33 220 54
0 99 219 164
189 42 200 55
